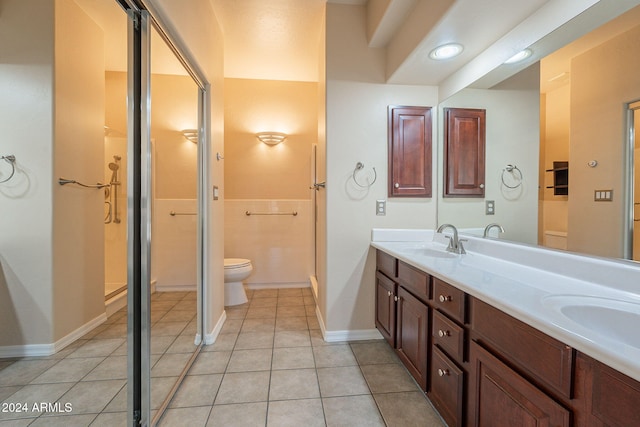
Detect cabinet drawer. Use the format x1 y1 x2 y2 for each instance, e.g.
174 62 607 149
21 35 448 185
432 278 466 323
432 310 465 362
397 261 430 302
376 250 397 279
429 346 464 427
471 297 574 399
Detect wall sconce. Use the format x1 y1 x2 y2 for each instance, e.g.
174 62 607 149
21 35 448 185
182 129 198 144
256 132 287 145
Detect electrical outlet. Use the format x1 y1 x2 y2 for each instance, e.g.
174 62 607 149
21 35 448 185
376 200 386 216
486 200 495 215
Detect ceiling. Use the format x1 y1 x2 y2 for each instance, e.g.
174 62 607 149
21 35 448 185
75 0 640 94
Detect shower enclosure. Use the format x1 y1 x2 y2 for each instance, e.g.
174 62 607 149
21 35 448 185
104 141 127 303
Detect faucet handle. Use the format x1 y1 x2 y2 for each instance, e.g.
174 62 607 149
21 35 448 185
443 235 455 252
458 239 467 255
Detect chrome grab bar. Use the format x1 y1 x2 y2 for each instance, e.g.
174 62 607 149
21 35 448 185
59 177 109 189
245 211 298 216
170 211 196 216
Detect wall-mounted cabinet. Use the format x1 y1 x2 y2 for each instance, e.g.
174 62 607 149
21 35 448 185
388 106 432 197
443 108 486 197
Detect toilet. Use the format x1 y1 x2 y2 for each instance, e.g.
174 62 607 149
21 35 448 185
223 258 253 306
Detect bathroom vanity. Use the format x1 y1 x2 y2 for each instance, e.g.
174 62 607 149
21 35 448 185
371 229 640 427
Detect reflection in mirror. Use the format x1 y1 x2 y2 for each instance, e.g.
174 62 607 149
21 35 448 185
437 4 640 262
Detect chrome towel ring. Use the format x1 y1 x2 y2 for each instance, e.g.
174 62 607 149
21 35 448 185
501 164 522 189
0 155 16 184
352 162 377 188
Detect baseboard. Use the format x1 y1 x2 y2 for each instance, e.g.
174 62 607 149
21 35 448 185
314 305 382 343
105 290 127 317
155 284 197 292
203 310 227 345
247 281 310 290
0 312 108 358
309 275 318 299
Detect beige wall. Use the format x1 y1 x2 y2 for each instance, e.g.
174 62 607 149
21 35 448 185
316 7 327 313
325 4 438 335
0 0 56 349
569 25 640 257
224 78 318 200
53 0 106 341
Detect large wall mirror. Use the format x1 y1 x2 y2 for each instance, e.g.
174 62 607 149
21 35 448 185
437 4 640 262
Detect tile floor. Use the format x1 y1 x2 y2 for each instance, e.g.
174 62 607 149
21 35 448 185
0 288 446 426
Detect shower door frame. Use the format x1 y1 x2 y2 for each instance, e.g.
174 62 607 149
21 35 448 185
625 100 639 261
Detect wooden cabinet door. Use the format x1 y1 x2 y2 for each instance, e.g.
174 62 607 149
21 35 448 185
396 286 429 390
375 271 396 347
444 108 485 197
469 341 570 427
430 346 465 427
388 106 432 197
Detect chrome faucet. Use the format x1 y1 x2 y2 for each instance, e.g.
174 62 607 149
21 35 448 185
483 223 505 238
436 224 466 254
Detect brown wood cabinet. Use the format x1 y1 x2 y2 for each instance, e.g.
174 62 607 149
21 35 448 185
469 340 571 427
396 285 429 390
388 105 433 198
374 249 640 426
443 108 485 197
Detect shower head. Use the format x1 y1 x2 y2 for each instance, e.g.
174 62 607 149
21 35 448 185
108 162 119 171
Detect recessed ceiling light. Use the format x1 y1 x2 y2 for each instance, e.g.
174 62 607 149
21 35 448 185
504 49 532 64
429 43 464 60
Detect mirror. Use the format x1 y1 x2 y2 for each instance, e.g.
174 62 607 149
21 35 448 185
437 4 640 261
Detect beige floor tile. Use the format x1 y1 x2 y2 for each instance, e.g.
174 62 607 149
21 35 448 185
350 341 400 365
188 351 231 375
202 334 237 352
271 347 315 370
313 345 357 368
234 332 275 350
309 330 345 347
277 288 303 297
245 307 277 319
30 414 98 426
151 321 188 337
276 305 307 318
215 371 270 405
269 369 320 400
250 297 278 308
151 336 178 355
0 383 73 421
55 379 124 415
207 402 267 427
151 377 181 410
317 366 370 397
0 359 59 387
277 297 304 307
306 316 321 330
252 289 278 298
273 330 311 348
241 318 275 333
158 405 211 427
275 317 308 331
151 353 193 377
166 335 199 354
225 308 248 320
323 395 385 426
66 338 124 358
360 363 419 393
0 385 22 402
159 310 196 323
226 349 272 373
220 319 243 334
169 374 222 408
93 323 127 339
266 398 325 427
89 411 127 426
31 357 104 384
83 355 127 381
0 418 35 426
374 391 445 427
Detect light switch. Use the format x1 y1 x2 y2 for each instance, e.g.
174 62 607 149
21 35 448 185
594 189 613 201
213 186 219 200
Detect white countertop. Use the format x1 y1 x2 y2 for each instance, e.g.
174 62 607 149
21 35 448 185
371 228 640 382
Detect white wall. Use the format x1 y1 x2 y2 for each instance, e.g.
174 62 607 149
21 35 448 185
324 4 438 335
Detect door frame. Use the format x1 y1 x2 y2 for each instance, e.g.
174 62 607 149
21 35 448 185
625 100 639 260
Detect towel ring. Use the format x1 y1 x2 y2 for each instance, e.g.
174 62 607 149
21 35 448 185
352 162 377 188
0 155 16 184
501 164 522 189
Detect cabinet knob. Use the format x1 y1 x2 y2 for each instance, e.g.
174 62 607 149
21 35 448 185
394 182 400 188
394 296 398 302
387 291 392 297
438 329 450 338
479 183 485 189
438 368 450 377
439 295 452 303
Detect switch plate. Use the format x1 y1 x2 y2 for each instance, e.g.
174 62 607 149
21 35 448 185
486 200 495 215
594 189 613 201
376 200 386 216
213 185 219 200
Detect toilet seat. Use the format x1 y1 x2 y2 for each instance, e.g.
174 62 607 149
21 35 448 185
224 258 251 269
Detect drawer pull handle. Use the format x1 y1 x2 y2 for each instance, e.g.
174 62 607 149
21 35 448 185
439 295 452 303
387 291 392 297
438 368 450 377
438 329 450 338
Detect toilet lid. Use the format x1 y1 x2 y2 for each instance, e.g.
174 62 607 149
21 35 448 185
224 258 251 269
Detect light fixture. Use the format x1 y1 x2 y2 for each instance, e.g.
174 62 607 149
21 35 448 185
182 129 198 144
504 48 532 64
256 132 287 145
429 43 464 60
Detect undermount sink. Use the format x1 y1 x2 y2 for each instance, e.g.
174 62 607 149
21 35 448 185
400 245 457 259
543 295 640 349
